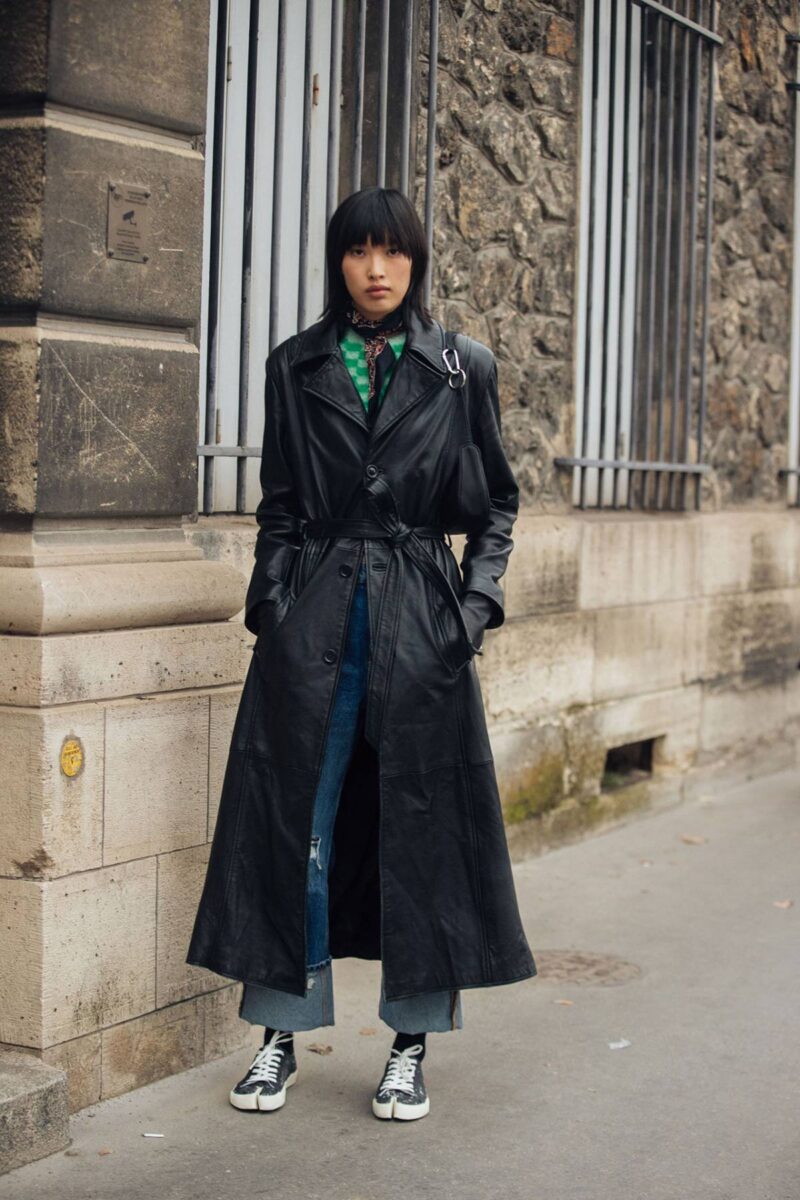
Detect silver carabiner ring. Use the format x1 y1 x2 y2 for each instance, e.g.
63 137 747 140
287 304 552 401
442 346 467 389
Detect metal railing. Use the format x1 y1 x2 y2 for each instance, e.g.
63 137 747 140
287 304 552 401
559 0 721 510
197 0 436 515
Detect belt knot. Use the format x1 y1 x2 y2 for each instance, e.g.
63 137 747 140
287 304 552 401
388 522 412 548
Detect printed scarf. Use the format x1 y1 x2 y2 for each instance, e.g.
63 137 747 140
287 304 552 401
342 302 406 423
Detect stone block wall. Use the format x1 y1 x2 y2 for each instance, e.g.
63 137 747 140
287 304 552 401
420 0 579 509
482 509 800 859
709 0 796 504
0 635 252 1114
0 0 252 1123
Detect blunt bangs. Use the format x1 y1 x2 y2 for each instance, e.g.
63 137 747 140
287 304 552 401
318 186 434 329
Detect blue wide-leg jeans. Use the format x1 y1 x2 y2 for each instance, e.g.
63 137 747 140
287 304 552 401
239 559 463 1034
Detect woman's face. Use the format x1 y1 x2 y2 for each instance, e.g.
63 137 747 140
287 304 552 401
341 234 413 320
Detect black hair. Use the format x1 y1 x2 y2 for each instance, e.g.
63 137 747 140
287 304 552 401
318 186 434 330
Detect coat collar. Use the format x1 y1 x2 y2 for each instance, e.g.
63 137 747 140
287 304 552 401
291 305 446 375
291 306 448 442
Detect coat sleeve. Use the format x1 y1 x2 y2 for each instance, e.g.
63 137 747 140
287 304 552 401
459 353 520 633
243 351 306 637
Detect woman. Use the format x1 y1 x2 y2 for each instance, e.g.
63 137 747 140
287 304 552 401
186 186 537 1121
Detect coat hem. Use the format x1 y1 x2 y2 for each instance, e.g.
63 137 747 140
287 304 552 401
382 962 538 1004
185 950 537 1004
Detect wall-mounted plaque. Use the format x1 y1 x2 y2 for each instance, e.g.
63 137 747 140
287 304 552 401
107 181 151 263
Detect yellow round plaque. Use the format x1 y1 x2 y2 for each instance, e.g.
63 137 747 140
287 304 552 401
60 737 84 778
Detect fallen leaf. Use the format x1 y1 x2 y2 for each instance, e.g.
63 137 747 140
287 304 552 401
680 833 707 845
358 1027 378 1036
554 999 574 1006
773 899 794 909
307 1042 334 1055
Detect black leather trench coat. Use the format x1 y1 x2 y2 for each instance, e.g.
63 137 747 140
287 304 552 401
186 307 537 1002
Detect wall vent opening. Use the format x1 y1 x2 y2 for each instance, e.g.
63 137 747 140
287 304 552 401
601 738 655 791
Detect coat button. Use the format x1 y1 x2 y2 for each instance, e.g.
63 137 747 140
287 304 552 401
338 563 353 577
365 463 379 478
323 648 337 664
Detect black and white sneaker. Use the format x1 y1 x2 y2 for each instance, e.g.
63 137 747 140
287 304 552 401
229 1030 298 1112
372 1043 430 1120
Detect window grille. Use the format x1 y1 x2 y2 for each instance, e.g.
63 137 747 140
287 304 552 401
557 0 721 510
198 0 437 515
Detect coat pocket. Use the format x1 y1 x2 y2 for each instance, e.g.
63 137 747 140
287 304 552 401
424 570 474 677
253 537 321 655
255 537 335 659
253 586 296 655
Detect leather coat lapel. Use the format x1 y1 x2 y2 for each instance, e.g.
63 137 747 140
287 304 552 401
293 317 367 431
300 350 369 431
292 307 448 445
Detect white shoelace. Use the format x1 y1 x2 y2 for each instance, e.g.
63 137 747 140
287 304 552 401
246 1032 293 1086
380 1044 424 1095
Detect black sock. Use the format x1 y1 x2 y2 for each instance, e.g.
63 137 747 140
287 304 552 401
263 1026 294 1055
392 1031 426 1061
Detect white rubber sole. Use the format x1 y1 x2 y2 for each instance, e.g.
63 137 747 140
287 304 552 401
229 1069 298 1112
372 1093 430 1120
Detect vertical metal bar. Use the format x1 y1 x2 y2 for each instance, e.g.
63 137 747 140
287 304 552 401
423 0 439 310
203 0 231 517
639 14 663 508
376 0 390 184
578 0 601 510
237 0 261 515
628 2 650 510
679 2 703 509
612 2 634 509
694 0 716 509
326 0 344 281
298 0 315 330
597 0 619 509
269 0 288 351
654 13 676 510
351 0 367 192
667 15 690 509
400 0 414 194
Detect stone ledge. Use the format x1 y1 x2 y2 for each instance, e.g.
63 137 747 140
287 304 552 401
0 1050 69 1175
0 559 246 634
0 620 252 706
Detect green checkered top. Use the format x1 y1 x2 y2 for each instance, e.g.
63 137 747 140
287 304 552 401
339 325 407 412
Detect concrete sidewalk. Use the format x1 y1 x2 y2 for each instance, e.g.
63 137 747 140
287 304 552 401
3 768 799 1200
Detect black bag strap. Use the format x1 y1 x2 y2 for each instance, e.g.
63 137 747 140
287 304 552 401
442 329 470 387
442 329 474 440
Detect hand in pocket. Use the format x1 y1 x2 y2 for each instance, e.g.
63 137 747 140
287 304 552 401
459 591 494 652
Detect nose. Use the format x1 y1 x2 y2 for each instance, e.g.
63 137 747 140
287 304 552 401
367 253 387 279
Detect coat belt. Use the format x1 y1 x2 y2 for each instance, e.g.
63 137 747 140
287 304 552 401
304 518 445 540
302 517 481 662
302 472 482 747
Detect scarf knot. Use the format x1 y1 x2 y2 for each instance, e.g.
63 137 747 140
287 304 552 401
343 303 406 419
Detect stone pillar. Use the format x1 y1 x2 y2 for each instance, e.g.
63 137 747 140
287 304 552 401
0 0 251 1117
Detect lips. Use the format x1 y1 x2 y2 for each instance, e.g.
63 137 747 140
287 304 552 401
367 288 389 295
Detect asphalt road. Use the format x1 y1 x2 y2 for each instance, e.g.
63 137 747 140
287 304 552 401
3 766 798 1200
